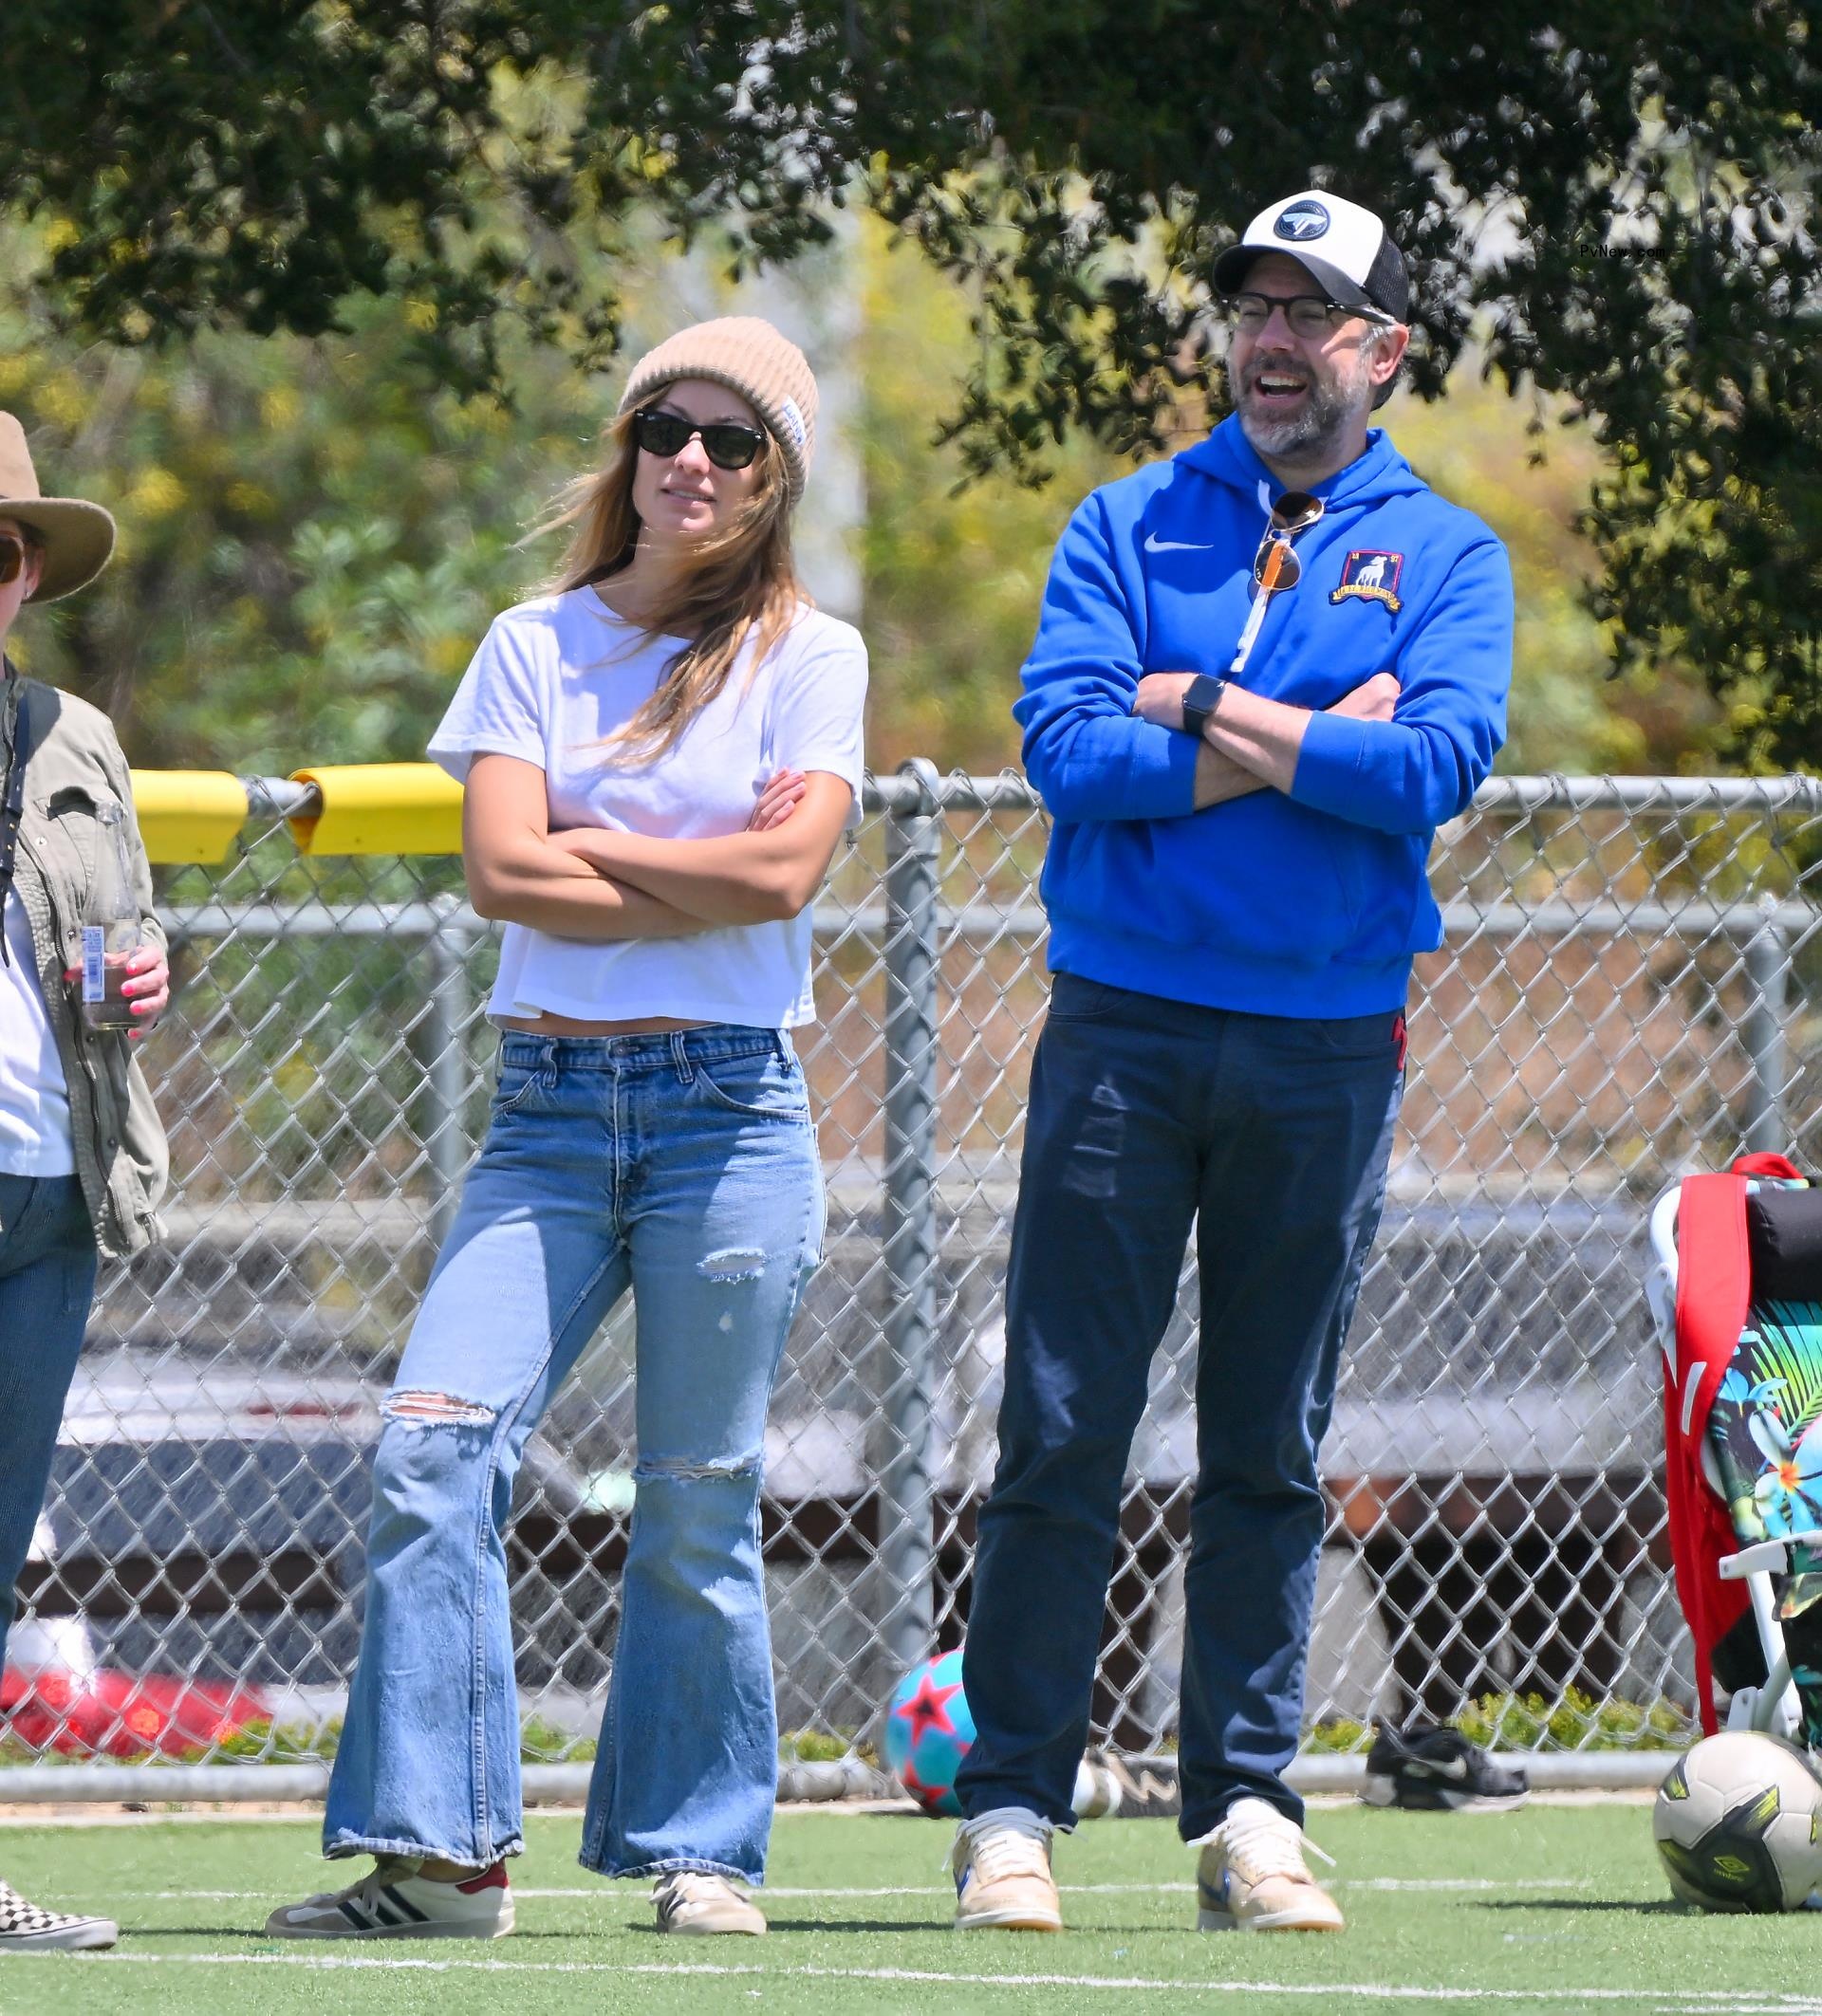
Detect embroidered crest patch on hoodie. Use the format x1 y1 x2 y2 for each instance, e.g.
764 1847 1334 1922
1330 549 1404 612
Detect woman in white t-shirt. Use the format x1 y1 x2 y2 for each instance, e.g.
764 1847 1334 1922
271 320 866 1945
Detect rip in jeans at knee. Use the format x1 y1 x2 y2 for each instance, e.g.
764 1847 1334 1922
632 1452 762 1485
383 1390 497 1428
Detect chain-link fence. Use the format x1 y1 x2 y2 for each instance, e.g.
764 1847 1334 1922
12 770 1822 1776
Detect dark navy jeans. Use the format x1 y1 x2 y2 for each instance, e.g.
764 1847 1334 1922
955 972 1404 1840
0 1174 98 1664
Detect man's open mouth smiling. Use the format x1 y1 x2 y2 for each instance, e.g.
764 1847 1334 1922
1246 359 1311 407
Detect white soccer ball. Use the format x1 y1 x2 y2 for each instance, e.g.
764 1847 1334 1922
1653 1731 1822 1913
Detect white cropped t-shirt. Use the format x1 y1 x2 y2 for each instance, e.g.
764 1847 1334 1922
429 589 867 1029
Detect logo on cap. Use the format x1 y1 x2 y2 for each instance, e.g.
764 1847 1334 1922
1274 200 1330 242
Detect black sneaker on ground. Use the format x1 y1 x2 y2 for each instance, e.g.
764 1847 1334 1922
1360 1721 1530 1812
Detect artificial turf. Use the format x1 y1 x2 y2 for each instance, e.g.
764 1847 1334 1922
0 1797 1814 2015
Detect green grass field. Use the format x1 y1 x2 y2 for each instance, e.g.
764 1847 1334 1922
2 1799 1819 2015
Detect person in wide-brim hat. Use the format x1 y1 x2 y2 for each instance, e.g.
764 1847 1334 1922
0 408 167 1958
0 411 117 603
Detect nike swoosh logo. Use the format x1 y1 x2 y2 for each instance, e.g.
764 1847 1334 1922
1411 1756 1471 1781
1144 533 1214 552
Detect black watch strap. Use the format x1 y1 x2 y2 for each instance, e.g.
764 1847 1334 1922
1181 673 1228 740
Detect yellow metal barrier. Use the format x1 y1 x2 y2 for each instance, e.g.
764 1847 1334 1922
128 770 250 866
287 764 464 858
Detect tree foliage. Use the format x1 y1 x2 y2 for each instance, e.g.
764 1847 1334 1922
0 259 554 770
0 205 1705 781
7 3 1819 762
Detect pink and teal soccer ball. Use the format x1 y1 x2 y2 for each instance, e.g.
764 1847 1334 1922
883 1648 976 1816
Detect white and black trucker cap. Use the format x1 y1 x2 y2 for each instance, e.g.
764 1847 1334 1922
1212 190 1409 323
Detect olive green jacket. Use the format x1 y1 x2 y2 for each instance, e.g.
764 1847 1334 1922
4 672 168 1257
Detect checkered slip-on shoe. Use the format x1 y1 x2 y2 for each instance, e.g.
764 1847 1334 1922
265 1857 513 1940
0 1877 118 1951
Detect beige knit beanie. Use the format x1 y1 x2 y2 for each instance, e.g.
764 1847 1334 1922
617 316 818 504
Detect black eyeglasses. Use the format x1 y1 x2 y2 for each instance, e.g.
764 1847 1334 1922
0 530 41 587
1225 292 1395 338
633 408 767 472
1253 491 1325 593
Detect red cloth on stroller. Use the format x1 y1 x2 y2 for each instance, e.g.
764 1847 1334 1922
1664 1153 1809 1733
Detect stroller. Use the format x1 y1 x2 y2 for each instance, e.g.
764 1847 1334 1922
1646 1152 1822 1741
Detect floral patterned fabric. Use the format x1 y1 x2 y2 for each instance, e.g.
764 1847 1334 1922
1702 1180 1822 1736
1707 1307 1822 1575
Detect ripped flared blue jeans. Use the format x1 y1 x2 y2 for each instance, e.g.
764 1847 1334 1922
324 1028 824 1884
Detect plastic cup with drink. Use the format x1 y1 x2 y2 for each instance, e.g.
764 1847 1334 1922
77 801 143 1030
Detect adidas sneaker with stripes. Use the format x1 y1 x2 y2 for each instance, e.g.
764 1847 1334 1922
265 1857 513 1940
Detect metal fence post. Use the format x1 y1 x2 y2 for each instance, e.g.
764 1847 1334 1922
425 898 474 1239
1743 896 1792 1154
878 761 942 1675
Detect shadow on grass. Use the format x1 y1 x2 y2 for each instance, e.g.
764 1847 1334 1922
125 1928 588 1945
756 1917 951 1934
1475 1897 1687 1916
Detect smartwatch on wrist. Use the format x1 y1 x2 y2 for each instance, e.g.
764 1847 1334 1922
1181 673 1228 740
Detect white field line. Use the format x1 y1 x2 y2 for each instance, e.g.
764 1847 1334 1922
0 1809 323 1829
1337 1876 1597 1894
37 1953 1822 2010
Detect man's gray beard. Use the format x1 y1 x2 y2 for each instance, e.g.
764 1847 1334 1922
1236 352 1372 463
1233 352 1370 465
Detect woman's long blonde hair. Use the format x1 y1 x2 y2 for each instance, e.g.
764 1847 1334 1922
537 398 806 764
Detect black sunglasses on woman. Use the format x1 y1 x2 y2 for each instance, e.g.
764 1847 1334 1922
633 409 767 472
0 530 40 586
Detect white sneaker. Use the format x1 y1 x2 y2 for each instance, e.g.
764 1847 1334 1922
1194 1797 1344 1933
264 1857 514 1940
652 1871 767 1935
0 1877 117 1951
950 1807 1063 1932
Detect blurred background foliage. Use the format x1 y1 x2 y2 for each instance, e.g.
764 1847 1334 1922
1 208 1716 779
6 4 1816 770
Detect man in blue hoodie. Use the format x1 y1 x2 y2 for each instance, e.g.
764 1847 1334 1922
949 192 1514 1935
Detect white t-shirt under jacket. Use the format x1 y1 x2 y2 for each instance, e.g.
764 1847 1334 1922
0 895 76 1175
430 588 868 1029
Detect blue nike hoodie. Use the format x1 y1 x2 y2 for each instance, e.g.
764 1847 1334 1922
1015 415 1514 1017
